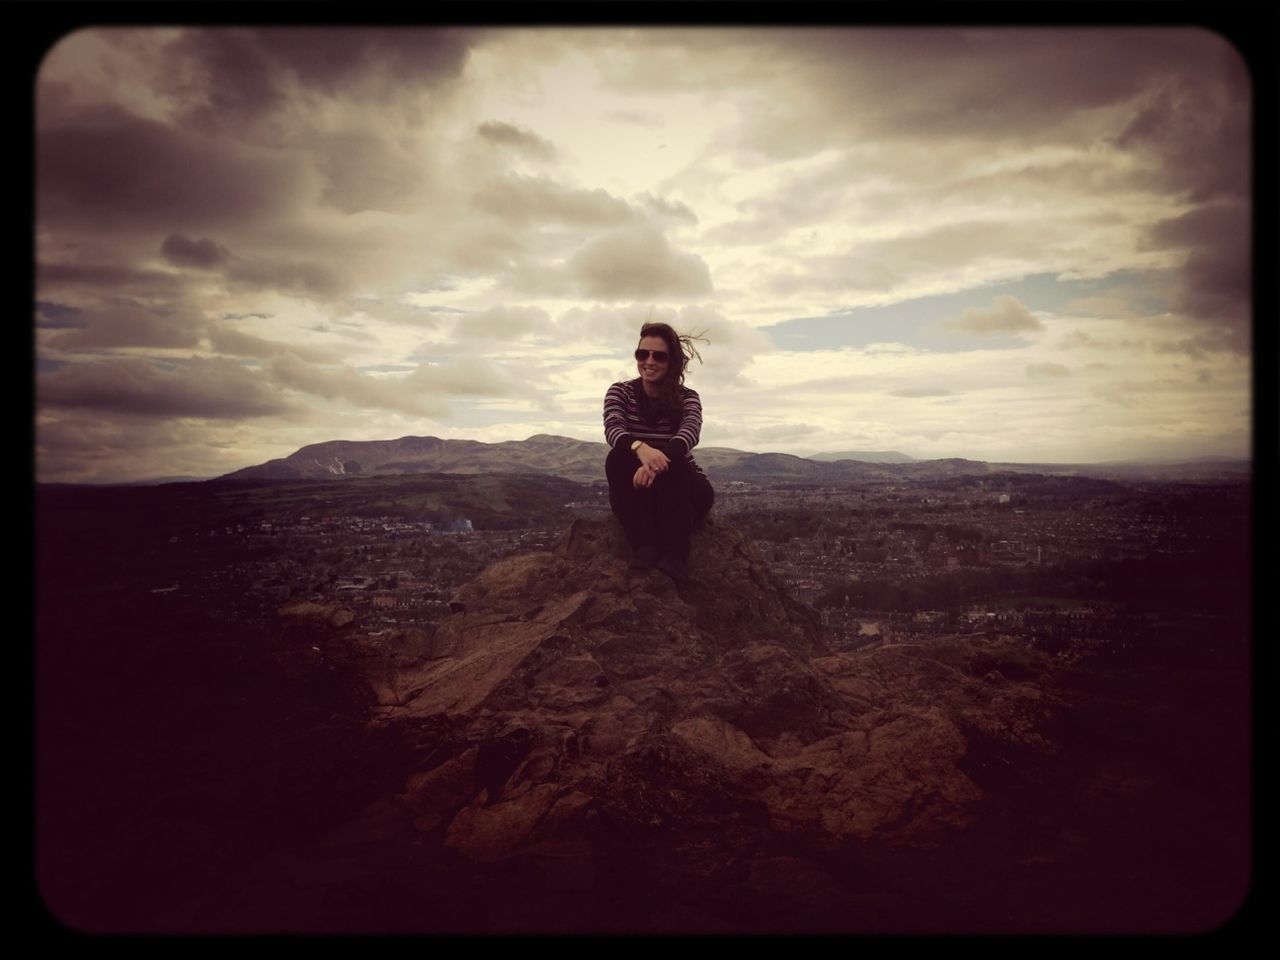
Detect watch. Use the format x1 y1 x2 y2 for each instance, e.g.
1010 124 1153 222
630 440 643 451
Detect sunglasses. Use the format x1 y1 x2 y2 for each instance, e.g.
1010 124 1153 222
635 349 670 363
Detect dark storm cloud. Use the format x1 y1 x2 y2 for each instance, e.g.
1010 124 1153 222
1146 204 1245 252
1142 201 1250 353
1111 41 1249 203
37 102 304 234
712 29 1242 158
160 233 232 270
36 413 284 484
45 300 203 351
38 261 192 300
35 301 85 329
477 121 558 160
36 415 183 483
39 356 289 418
471 175 638 227
159 28 476 131
565 224 713 299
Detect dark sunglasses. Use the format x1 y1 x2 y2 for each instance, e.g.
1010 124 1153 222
635 349 670 363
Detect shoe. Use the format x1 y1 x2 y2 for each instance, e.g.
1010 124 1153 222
655 553 690 584
630 544 659 570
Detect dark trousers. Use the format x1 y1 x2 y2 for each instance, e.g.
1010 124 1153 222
606 445 714 562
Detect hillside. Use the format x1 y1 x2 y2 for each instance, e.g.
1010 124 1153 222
216 434 1248 486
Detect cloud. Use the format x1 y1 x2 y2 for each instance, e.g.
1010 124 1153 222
694 29 1241 159
553 303 662 348
45 300 204 350
161 233 232 269
477 120 557 160
1026 363 1072 379
405 356 537 400
39 356 290 418
351 300 455 329
943 295 1043 335
1111 42 1249 204
225 256 345 299
668 304 773 387
267 353 447 417
38 261 192 300
158 230 351 301
37 101 309 236
156 28 476 133
36 414 219 483
1057 330 1106 350
1151 335 1214 363
637 191 698 225
765 218 1090 303
742 422 822 444
32 27 1253 478
565 224 713 299
308 126 427 214
471 174 637 227
205 326 343 363
35 301 86 329
452 304 552 340
890 387 954 397
1137 200 1250 355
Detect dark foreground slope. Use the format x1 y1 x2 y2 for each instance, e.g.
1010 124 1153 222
37 497 1250 934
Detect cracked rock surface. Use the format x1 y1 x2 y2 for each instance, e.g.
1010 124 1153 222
376 517 1061 901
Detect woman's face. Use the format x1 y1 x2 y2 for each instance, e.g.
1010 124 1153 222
636 335 671 387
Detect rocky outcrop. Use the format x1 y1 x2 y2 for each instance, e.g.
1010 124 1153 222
375 516 1062 884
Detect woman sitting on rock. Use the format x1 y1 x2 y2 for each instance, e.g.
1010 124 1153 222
603 321 715 583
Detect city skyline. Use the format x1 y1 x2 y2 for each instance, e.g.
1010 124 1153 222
35 26 1252 483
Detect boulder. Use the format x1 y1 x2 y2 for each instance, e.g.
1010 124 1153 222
377 516 1061 868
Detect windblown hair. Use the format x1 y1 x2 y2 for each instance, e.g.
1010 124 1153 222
638 321 709 416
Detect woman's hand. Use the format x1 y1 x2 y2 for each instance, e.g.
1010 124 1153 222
635 443 670 474
633 464 656 489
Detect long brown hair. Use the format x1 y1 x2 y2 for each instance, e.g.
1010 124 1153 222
638 321 708 416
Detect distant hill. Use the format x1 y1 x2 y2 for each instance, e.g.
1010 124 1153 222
218 434 609 485
211 434 1250 487
806 450 918 463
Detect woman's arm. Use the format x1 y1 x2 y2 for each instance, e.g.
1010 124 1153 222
672 387 702 455
603 382 635 451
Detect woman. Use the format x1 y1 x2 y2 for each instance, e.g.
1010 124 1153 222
603 321 715 583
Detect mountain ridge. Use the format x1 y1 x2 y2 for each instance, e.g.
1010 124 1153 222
213 433 1248 486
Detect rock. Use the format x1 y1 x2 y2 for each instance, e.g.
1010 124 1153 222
379 516 1061 873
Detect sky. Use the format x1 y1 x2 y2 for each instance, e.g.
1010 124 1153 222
34 26 1252 483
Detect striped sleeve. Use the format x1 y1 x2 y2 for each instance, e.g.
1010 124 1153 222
603 381 634 449
675 387 702 452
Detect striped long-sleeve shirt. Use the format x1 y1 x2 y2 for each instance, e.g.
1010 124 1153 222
603 379 703 464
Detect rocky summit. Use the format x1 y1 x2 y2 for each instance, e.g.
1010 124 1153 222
363 516 1062 931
